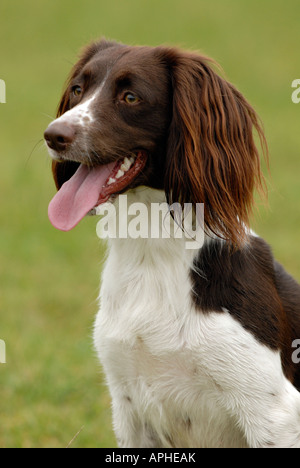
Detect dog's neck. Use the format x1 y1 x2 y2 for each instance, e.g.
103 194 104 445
98 187 197 318
96 187 206 265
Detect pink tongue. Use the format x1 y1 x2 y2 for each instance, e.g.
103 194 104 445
48 162 115 231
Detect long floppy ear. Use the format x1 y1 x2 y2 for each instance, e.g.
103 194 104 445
163 49 268 247
52 39 120 189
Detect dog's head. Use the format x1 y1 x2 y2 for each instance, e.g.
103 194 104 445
45 39 267 245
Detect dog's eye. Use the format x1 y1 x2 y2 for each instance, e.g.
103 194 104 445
123 92 140 104
72 86 82 97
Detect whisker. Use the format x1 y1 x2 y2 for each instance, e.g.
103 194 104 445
25 138 45 166
41 112 55 121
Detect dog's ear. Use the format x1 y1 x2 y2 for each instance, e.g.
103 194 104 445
163 49 267 247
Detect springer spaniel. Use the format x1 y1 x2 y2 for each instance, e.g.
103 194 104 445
44 39 300 448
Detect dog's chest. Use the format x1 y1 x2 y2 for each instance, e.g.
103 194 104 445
94 238 247 447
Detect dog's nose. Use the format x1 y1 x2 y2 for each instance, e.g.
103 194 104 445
44 122 76 152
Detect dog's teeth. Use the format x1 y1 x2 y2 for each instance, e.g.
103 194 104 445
120 156 136 172
129 156 135 164
116 170 124 179
105 155 137 186
122 157 132 171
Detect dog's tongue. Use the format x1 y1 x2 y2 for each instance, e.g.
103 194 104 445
48 162 115 231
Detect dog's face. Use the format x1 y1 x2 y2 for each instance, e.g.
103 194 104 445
45 39 266 245
45 41 172 231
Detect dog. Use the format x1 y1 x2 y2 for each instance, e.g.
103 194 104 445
44 39 300 448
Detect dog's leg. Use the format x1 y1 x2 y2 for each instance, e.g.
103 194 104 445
198 312 300 448
111 396 140 448
221 377 300 448
226 382 300 448
111 396 162 448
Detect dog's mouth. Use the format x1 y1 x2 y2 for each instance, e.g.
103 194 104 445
48 151 147 231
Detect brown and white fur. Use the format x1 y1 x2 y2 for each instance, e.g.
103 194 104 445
44 39 300 448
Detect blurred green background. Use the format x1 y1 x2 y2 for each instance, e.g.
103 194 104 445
0 0 299 448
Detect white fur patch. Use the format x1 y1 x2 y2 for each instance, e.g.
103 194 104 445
93 188 300 448
48 74 109 131
53 91 97 127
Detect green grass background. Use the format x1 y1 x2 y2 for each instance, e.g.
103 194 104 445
0 0 299 448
